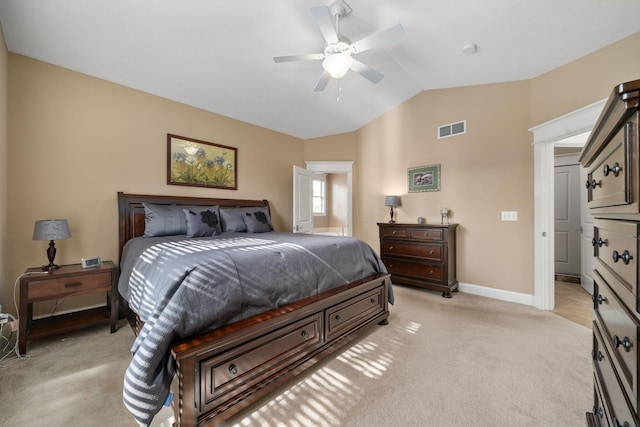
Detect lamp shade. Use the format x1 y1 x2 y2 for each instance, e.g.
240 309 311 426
384 195 400 207
33 219 71 241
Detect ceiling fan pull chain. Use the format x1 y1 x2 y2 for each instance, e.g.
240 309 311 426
337 82 342 102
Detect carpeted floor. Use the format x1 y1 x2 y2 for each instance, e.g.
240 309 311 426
0 285 591 426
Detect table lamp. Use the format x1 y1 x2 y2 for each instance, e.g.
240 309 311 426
33 219 71 270
440 208 449 224
384 196 400 223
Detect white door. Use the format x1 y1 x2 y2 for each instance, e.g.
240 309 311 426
293 165 313 233
580 164 595 294
554 164 581 276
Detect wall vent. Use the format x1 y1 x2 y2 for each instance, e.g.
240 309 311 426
438 120 466 139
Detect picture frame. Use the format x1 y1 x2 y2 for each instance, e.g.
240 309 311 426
408 163 440 192
167 134 237 190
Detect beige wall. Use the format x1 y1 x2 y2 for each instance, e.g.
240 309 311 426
304 31 640 296
3 54 303 317
0 26 7 316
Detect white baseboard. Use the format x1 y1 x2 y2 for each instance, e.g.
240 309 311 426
458 282 535 307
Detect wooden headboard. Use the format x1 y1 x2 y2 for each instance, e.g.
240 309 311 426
117 192 270 263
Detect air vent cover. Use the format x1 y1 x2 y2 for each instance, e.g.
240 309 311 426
438 120 466 139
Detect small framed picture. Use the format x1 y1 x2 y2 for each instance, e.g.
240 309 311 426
408 164 440 192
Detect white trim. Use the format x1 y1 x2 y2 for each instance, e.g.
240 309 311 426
529 98 606 310
458 282 534 306
305 161 354 236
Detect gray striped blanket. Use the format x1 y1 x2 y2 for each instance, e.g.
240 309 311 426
117 232 390 426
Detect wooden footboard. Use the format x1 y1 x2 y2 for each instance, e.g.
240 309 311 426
117 192 391 426
170 273 390 426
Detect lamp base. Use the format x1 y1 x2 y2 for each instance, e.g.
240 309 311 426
42 263 60 271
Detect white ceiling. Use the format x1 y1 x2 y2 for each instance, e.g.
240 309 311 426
1 1 639 139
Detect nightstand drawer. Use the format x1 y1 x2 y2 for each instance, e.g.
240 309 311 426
28 272 112 301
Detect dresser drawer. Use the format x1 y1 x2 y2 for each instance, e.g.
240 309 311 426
27 272 112 301
326 286 384 340
594 271 639 411
381 227 408 238
594 219 638 297
593 321 637 427
591 370 611 427
409 228 443 242
200 313 322 407
381 242 442 261
384 258 442 282
588 126 629 210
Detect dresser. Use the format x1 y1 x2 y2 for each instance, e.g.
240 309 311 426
377 223 457 297
579 79 640 427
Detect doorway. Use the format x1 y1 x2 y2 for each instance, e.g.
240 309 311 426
530 99 605 310
303 161 353 236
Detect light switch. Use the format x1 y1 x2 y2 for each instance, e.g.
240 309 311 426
501 211 518 221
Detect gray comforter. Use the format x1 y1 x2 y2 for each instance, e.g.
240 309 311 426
118 231 391 426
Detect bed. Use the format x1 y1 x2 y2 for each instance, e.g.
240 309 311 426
116 192 392 426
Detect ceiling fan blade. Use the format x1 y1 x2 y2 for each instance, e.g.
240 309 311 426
350 59 384 84
310 6 339 44
351 24 405 53
273 53 324 63
313 71 331 92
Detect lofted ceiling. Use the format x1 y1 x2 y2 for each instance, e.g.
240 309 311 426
0 1 639 139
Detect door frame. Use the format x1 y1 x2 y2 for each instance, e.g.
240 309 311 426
530 99 605 310
305 161 354 236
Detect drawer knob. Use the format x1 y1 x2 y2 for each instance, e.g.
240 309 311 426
301 330 309 338
592 406 603 418
612 250 633 264
591 294 607 305
613 335 632 352
613 418 630 427
388 246 394 250
228 364 238 375
370 298 376 304
428 270 434 275
392 230 397 235
585 179 601 189
597 351 604 362
64 282 82 288
603 162 622 177
429 250 434 255
591 238 606 248
335 314 341 321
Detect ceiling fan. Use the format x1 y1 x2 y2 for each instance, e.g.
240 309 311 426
273 1 405 92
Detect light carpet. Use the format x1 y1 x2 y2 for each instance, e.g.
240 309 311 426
0 285 591 426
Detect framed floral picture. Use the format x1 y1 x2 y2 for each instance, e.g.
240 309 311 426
167 134 237 190
408 163 440 192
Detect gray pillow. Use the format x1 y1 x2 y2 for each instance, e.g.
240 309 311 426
243 208 274 233
183 206 221 237
143 203 187 237
220 206 273 232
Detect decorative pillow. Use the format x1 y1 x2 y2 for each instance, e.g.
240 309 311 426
183 206 221 237
220 208 247 232
142 203 187 237
243 207 274 233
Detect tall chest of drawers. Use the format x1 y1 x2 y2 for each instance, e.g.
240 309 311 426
377 223 457 297
579 79 640 427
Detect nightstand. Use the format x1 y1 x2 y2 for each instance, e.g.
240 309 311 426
18 261 118 354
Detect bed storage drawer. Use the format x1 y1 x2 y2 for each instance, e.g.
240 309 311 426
200 313 323 407
325 287 384 340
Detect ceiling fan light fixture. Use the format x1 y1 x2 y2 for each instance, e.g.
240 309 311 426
322 52 353 79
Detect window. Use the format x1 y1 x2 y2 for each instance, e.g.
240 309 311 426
312 175 326 216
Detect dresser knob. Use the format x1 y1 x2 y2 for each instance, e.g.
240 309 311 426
429 250 434 255
370 298 376 304
335 314 341 321
592 406 603 418
603 162 622 177
392 230 397 234
597 351 604 362
613 418 630 427
428 270 434 275
612 250 633 264
228 364 238 375
613 335 632 352
585 179 602 189
388 245 394 250
591 237 606 247
591 294 607 305
301 330 309 338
